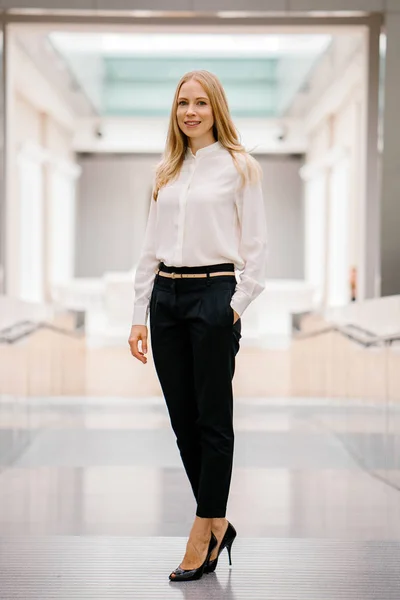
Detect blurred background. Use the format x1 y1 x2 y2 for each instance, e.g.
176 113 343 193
0 23 388 340
0 5 400 599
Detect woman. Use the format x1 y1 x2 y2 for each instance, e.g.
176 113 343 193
128 70 268 582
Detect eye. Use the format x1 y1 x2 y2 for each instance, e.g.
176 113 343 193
198 101 206 105
178 100 187 106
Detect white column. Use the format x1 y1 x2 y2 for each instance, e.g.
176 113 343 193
357 17 381 300
16 142 48 303
359 16 381 300
300 146 350 309
0 25 4 294
380 12 400 297
300 164 328 308
326 151 350 307
47 158 81 296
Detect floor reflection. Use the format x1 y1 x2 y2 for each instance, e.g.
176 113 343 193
1 396 400 539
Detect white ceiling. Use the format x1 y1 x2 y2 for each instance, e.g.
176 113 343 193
49 31 332 57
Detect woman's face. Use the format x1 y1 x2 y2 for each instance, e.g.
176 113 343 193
176 79 215 142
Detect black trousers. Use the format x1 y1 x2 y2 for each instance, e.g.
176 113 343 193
149 261 241 518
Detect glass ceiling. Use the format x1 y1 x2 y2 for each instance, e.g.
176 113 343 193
49 32 332 118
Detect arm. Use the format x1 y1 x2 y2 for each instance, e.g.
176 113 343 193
131 195 159 326
230 176 268 318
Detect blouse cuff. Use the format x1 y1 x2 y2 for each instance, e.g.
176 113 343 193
230 292 252 318
132 305 149 326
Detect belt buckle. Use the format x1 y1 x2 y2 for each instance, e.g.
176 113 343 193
171 272 179 279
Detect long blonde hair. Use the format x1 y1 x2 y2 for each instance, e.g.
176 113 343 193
152 70 262 201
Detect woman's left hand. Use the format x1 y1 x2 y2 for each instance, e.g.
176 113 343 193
233 309 240 324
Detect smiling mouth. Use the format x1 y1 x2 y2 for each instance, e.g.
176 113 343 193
185 121 201 126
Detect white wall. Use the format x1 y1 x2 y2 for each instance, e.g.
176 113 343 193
258 155 304 280
5 36 80 301
75 153 155 277
300 36 366 309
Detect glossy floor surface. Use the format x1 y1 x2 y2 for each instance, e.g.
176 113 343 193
1 393 400 598
1 536 400 599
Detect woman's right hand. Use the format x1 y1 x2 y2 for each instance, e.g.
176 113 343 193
128 325 148 364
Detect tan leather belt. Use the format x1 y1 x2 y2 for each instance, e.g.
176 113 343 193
156 269 235 279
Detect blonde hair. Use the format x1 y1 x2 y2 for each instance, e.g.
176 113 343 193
152 70 262 201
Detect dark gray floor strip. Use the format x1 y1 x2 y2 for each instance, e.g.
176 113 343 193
1 536 399 599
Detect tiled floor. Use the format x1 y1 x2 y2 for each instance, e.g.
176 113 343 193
1 536 400 599
1 394 400 598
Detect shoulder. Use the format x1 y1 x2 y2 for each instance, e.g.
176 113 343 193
233 150 261 168
231 151 263 185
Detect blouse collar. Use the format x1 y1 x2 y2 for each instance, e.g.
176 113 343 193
185 140 223 159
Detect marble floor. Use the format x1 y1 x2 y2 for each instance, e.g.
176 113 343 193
1 393 400 598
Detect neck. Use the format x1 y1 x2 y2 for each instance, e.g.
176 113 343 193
189 135 217 155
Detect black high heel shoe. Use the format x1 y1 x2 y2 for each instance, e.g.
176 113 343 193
169 532 217 582
204 521 237 574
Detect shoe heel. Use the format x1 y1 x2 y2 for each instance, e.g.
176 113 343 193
226 541 233 566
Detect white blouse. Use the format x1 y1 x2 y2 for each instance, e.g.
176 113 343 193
132 140 268 326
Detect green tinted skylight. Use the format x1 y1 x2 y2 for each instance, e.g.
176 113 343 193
49 32 332 118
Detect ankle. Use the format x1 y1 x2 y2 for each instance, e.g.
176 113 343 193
191 517 212 538
191 527 212 543
211 517 228 530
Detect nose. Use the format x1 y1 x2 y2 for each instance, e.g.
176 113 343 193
186 105 196 116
